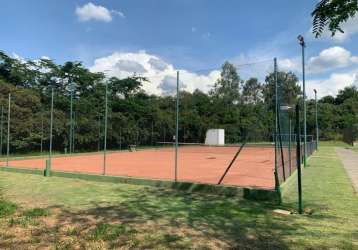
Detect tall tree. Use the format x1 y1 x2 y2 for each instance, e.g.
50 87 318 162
209 61 242 103
242 77 262 104
263 71 301 110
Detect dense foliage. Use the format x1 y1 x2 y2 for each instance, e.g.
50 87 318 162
312 0 358 38
0 51 357 154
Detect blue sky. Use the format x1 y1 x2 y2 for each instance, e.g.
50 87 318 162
2 0 358 97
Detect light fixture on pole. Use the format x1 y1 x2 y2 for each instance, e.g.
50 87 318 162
297 34 307 167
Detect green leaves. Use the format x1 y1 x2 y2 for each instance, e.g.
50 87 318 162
312 0 358 38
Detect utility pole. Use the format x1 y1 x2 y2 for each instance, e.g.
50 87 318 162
298 35 307 167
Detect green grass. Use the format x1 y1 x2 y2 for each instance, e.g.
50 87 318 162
90 223 128 241
0 200 17 218
318 140 351 147
0 145 357 249
23 208 50 218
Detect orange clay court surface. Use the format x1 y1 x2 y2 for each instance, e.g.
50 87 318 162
1 146 276 189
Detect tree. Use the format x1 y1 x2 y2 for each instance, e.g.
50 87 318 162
335 86 358 105
242 78 262 104
319 95 336 104
108 75 147 99
312 0 358 38
263 71 301 110
209 61 241 102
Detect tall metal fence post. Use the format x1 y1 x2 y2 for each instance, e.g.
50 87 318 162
314 89 319 150
69 89 73 154
273 58 281 201
72 111 76 153
288 119 292 175
6 95 11 167
40 113 44 154
0 106 3 157
175 71 179 182
295 104 303 214
49 88 54 169
103 82 108 175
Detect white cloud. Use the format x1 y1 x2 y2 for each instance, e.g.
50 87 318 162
230 53 274 82
75 2 124 22
111 10 125 18
306 71 358 99
280 46 358 74
279 58 300 72
308 46 358 73
159 76 186 95
90 51 220 95
115 60 147 73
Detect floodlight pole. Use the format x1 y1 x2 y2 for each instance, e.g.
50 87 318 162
49 88 54 166
6 95 11 167
0 106 3 157
298 35 307 167
314 89 319 150
175 71 179 182
103 82 108 175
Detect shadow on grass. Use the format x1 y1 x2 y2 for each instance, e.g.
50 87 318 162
39 188 303 249
1 184 343 249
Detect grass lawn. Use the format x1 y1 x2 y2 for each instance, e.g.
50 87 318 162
0 145 357 249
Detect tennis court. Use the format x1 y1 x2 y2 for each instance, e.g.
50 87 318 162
1 145 276 189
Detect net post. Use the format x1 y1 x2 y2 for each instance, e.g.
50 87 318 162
175 71 179 182
295 104 303 214
6 93 11 167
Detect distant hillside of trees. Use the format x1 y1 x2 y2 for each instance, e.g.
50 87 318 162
0 51 357 154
